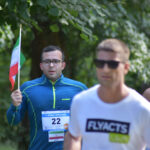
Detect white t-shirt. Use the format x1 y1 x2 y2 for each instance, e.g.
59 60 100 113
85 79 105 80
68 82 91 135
69 85 150 150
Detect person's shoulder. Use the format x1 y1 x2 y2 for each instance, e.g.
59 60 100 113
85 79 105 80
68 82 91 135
143 88 150 102
74 84 99 100
129 88 150 110
70 84 99 107
20 76 43 90
129 88 146 102
62 76 87 90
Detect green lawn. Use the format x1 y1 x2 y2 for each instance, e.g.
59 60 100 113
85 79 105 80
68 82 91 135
0 143 17 150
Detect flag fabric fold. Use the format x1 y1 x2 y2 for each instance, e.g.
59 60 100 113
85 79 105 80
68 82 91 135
9 29 25 91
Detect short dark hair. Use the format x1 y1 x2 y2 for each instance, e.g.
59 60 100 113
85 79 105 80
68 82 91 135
96 39 130 62
41 45 65 62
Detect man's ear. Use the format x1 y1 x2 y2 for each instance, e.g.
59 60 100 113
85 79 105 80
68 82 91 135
62 62 66 70
124 62 130 75
40 63 43 71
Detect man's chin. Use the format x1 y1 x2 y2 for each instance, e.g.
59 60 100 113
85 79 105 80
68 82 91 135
46 75 56 81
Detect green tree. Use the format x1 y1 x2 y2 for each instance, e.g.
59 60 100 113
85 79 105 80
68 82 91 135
1 0 150 149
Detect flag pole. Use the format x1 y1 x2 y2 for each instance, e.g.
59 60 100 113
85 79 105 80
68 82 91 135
18 25 22 90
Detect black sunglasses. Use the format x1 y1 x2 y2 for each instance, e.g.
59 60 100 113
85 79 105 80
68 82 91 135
94 59 122 69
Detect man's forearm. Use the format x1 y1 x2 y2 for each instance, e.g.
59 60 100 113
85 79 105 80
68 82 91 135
64 131 81 150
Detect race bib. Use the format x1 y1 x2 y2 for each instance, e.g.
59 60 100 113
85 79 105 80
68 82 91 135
42 110 70 142
42 110 70 131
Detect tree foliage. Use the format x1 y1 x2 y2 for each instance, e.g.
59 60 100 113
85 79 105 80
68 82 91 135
1 0 150 149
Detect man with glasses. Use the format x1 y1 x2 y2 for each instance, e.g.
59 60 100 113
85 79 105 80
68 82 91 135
64 38 150 150
7 45 87 150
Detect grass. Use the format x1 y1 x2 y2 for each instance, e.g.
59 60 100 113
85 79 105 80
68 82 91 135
0 143 17 150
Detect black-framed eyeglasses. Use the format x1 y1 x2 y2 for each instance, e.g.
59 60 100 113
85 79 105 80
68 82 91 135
42 59 62 65
94 59 123 69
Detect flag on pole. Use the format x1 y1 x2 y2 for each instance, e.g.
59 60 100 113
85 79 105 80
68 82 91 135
9 27 25 91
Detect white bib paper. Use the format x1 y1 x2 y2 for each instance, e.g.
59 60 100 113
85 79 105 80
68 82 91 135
42 110 70 131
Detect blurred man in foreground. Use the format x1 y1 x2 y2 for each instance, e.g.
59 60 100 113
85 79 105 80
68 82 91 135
64 39 150 150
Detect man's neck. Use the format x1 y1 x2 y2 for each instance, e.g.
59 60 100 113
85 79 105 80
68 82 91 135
98 84 129 103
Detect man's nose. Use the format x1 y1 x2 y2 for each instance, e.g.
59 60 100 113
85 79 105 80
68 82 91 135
49 62 54 67
103 64 110 72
